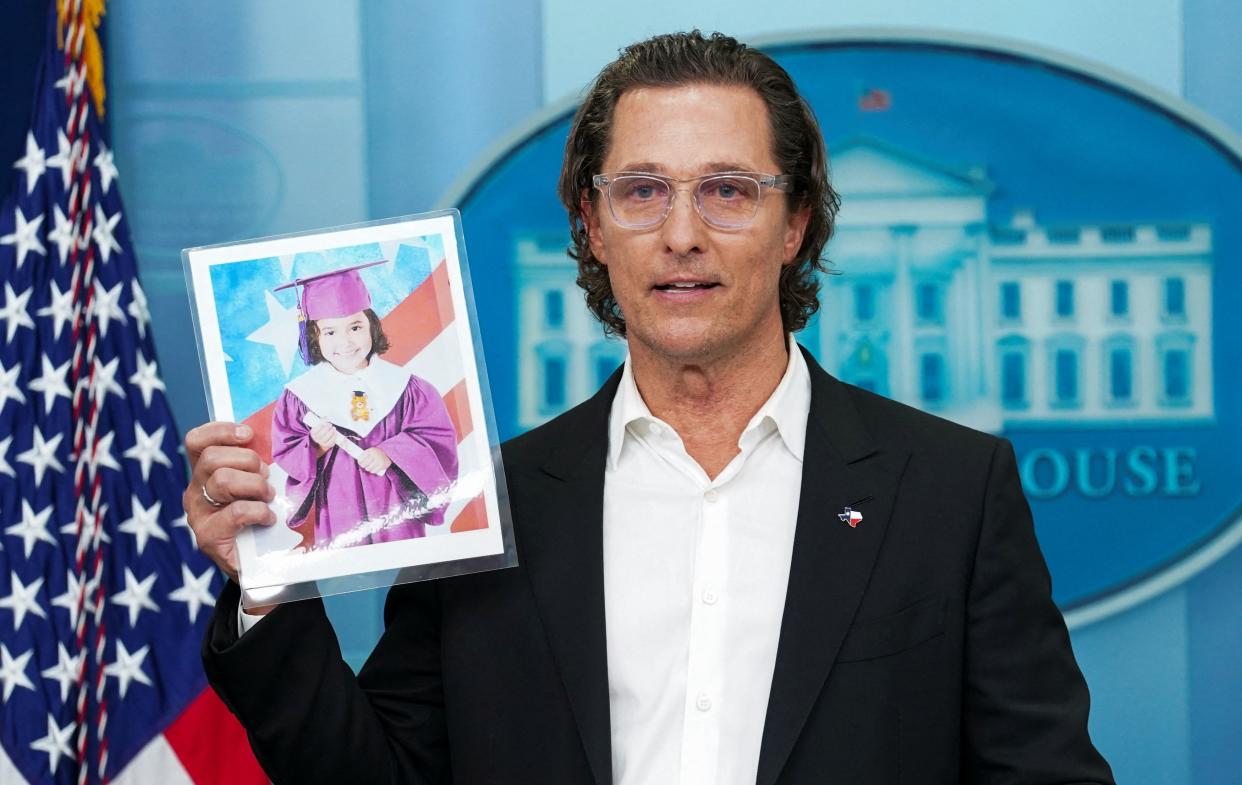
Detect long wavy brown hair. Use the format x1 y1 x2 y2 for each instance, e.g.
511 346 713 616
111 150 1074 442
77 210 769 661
558 30 841 337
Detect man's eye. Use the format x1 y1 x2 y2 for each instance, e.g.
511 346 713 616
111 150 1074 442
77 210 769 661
621 179 664 201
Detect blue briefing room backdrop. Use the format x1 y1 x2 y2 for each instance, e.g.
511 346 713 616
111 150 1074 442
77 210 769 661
41 1 1234 782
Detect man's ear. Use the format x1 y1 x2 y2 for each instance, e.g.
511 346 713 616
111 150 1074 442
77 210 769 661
782 205 811 266
582 193 607 265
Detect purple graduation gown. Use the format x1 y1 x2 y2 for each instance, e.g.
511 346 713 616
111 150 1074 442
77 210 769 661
271 368 459 548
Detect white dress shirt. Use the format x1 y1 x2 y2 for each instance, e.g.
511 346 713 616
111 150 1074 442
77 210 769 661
603 339 810 785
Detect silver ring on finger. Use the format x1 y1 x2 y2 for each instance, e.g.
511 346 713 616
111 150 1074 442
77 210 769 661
201 484 225 508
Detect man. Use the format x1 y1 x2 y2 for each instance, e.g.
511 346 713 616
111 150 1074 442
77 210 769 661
185 31 1114 785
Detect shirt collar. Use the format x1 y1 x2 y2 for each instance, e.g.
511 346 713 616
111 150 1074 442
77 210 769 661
606 335 811 470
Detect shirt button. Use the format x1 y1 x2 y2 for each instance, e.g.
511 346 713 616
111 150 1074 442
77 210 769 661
702 590 718 605
695 693 712 711
704 489 719 503
646 422 661 436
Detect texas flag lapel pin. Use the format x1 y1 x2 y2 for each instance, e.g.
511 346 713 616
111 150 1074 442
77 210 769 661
838 506 863 528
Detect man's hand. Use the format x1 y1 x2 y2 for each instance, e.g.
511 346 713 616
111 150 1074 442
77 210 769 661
357 447 393 475
183 422 276 584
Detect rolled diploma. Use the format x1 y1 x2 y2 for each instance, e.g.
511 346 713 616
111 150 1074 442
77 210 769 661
302 411 369 464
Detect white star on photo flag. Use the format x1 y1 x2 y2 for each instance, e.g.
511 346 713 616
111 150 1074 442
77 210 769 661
0 573 48 630
0 207 46 268
12 133 46 194
29 712 76 775
41 643 83 703
0 643 35 701
128 352 166 406
92 204 123 263
123 421 172 481
17 424 65 486
246 289 302 377
168 564 216 624
26 354 72 414
4 499 57 557
0 282 35 342
112 567 159 627
105 640 153 698
118 495 168 556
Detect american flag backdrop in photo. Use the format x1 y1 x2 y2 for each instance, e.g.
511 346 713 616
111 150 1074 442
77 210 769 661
0 2 265 784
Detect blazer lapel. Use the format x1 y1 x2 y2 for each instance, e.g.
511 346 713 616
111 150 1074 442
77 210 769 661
518 374 620 785
755 353 911 785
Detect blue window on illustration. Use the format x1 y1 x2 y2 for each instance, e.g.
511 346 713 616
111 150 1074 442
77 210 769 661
1164 349 1190 401
916 283 941 322
921 353 945 403
1110 348 1133 401
1165 277 1185 317
1001 352 1026 407
595 355 619 388
1110 280 1128 317
1054 349 1078 404
1055 280 1074 318
855 284 875 322
543 356 566 409
544 290 564 329
1000 282 1021 320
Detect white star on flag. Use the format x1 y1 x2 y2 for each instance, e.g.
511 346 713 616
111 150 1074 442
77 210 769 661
51 569 97 630
129 352 166 406
123 421 172 481
4 500 57 557
61 503 111 546
105 640 154 698
46 204 74 265
16 424 65 486
36 278 75 339
88 429 123 476
0 282 35 342
92 204 123 263
92 355 126 403
40 643 84 703
171 513 198 549
246 289 302 378
128 280 151 339
0 435 15 478
0 573 48 630
29 713 76 775
44 129 73 185
118 495 168 556
12 133 46 195
0 207 47 269
0 643 35 701
112 567 159 627
168 564 216 624
26 354 72 414
54 62 81 95
0 360 25 413
91 278 127 337
94 141 119 194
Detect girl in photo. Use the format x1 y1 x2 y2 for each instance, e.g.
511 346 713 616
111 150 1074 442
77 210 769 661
270 260 459 548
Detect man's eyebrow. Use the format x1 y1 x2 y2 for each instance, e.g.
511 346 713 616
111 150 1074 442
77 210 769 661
613 162 761 175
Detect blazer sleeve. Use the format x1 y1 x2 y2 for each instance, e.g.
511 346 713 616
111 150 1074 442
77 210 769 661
201 579 451 785
962 438 1115 784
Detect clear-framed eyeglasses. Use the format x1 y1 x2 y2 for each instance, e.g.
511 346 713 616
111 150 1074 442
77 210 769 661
591 171 794 229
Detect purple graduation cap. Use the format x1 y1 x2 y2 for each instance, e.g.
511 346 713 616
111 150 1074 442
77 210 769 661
274 259 388 363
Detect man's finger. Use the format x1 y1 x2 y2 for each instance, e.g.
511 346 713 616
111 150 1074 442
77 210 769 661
193 445 267 487
203 466 275 507
185 422 255 467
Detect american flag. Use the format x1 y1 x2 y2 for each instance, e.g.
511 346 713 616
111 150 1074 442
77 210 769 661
0 2 265 783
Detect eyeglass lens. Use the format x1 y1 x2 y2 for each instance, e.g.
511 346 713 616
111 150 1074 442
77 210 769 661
608 175 762 227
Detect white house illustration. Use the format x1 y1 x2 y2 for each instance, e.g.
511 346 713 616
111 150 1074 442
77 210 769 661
514 137 1214 432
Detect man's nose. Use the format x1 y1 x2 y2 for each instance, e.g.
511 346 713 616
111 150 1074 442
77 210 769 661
660 187 707 257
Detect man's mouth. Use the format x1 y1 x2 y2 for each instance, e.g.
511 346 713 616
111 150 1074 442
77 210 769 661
653 281 719 291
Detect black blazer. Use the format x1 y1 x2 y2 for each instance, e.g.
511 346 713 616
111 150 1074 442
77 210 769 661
203 351 1114 785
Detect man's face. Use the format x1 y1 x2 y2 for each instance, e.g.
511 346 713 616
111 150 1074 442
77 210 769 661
586 83 809 363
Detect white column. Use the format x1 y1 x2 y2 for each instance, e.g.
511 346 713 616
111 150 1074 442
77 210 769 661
890 225 917 404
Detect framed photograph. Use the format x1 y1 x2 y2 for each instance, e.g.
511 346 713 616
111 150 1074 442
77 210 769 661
183 210 514 607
